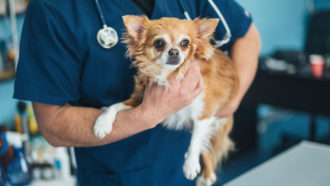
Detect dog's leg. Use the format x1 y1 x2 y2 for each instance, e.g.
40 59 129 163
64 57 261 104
212 116 234 164
93 74 144 139
196 152 217 186
197 117 234 186
93 100 134 139
183 117 215 180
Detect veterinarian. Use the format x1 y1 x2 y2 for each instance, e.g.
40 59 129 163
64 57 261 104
14 0 261 185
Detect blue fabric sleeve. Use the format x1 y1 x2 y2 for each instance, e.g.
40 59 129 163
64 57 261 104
14 0 83 106
199 0 252 50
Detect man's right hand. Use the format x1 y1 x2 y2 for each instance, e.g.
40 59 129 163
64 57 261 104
137 62 204 129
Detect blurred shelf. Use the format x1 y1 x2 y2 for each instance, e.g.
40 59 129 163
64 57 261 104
0 70 15 81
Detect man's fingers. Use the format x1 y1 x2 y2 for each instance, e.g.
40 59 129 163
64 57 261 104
181 63 201 90
187 62 199 76
195 77 204 91
190 62 204 99
145 81 154 91
182 62 198 80
181 60 196 76
191 77 204 99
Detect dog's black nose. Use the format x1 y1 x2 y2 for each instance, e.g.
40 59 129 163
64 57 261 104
168 49 179 57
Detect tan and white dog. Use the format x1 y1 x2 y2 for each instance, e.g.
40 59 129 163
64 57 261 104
94 16 239 186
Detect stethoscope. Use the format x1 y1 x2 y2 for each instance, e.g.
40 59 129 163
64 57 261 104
94 0 231 49
94 0 118 49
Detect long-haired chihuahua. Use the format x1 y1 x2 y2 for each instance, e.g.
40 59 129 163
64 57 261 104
94 16 239 186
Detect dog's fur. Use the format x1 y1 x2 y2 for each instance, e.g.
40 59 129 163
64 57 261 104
93 16 239 186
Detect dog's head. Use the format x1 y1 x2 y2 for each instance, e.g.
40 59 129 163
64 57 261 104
123 16 219 82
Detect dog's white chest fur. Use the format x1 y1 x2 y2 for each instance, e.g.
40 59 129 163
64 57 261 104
162 92 205 130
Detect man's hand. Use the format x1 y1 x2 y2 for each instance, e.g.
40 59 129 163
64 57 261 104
137 62 204 128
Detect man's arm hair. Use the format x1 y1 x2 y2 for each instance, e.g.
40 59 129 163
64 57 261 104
33 103 153 147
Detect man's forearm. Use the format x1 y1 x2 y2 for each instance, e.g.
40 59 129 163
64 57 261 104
33 103 154 147
230 24 261 106
33 63 204 148
216 24 261 118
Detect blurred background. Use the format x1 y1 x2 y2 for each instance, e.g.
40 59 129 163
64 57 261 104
0 0 330 185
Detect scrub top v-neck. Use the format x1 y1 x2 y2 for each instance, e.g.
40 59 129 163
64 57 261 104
14 0 252 185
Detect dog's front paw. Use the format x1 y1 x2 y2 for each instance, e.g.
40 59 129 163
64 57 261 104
93 109 115 139
93 103 132 139
196 172 216 186
183 155 201 180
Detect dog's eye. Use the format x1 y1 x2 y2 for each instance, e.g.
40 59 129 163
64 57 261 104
180 39 190 48
154 39 166 50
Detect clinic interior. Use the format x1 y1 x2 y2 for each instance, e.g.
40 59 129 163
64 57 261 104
0 0 330 185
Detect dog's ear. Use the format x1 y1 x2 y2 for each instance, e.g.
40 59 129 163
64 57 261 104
193 18 219 39
122 15 149 40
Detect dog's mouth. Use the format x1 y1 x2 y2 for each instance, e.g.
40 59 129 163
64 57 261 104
166 57 180 65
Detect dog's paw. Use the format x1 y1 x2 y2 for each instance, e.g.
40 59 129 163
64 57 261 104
183 156 201 180
94 103 132 139
196 172 216 186
93 109 115 139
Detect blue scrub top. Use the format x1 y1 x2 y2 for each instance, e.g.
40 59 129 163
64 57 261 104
14 0 252 185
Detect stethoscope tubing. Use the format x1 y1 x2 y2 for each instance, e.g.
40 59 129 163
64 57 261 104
94 0 231 49
94 0 119 49
94 0 107 26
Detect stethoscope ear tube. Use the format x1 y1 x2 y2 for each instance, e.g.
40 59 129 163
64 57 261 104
207 0 231 48
179 0 232 48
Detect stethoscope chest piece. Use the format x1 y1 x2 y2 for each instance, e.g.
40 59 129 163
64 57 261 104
97 25 118 49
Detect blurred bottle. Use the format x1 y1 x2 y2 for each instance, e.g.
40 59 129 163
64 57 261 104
0 167 5 186
15 102 39 135
0 51 4 71
15 101 31 157
26 105 38 135
14 114 22 134
0 41 6 72
5 132 31 185
7 49 15 63
8 147 31 185
54 147 70 179
14 102 26 134
309 54 324 79
6 49 15 72
7 147 31 185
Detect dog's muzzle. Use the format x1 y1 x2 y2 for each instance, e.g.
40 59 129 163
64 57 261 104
166 48 180 65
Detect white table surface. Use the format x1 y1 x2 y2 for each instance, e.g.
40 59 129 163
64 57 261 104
30 176 75 186
225 141 330 186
